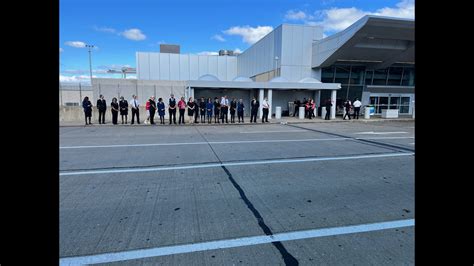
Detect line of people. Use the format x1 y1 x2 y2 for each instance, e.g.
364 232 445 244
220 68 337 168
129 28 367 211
82 94 272 125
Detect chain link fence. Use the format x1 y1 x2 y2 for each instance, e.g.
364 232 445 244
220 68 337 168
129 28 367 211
59 83 93 106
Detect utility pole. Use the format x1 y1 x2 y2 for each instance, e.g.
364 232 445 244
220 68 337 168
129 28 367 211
86 44 94 84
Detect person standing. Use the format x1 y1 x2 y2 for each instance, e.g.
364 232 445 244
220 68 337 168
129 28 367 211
310 99 316 119
187 97 195 124
82 96 93 125
237 99 245 123
325 99 332 120
230 97 237 123
96 94 107 124
119 96 128 124
149 96 157 124
130 94 140 124
178 96 186 124
206 97 213 124
144 97 151 124
168 94 177 125
352 98 362 119
305 99 311 119
110 97 119 125
250 97 259 123
213 97 221 124
293 99 300 117
343 99 352 120
220 95 229 123
199 97 206 123
157 97 166 124
194 98 200 124
261 97 269 123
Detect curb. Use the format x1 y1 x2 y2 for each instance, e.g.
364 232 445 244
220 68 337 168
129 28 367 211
60 118 414 127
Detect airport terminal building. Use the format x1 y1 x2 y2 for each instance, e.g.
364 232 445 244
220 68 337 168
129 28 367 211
92 15 414 118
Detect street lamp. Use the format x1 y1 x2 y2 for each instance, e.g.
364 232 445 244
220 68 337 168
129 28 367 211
85 44 94 83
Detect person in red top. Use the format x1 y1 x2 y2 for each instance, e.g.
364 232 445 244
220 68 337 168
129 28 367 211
309 99 315 119
145 97 151 124
178 96 186 124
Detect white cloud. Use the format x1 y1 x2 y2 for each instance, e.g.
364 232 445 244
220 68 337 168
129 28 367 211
63 69 108 74
212 34 226 42
285 10 309 21
197 51 219 56
60 48 64 53
305 0 415 31
374 0 414 19
121 28 146 41
60 74 97 83
223 25 273 45
320 7 367 31
94 26 116 33
233 48 243 54
65 41 86 48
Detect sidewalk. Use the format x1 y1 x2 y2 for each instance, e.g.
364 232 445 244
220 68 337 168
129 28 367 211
60 116 414 127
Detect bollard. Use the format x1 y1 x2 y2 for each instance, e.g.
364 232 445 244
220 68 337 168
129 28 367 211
275 106 282 119
298 106 305 119
364 106 370 119
321 108 327 119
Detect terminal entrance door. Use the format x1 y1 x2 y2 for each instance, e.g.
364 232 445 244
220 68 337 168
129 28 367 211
369 94 413 115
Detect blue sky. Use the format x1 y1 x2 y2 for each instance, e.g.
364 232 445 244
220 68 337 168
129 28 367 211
60 0 414 83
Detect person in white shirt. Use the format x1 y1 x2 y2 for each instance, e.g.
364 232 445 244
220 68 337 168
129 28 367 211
261 97 269 123
130 94 140 124
352 98 362 119
220 95 229 123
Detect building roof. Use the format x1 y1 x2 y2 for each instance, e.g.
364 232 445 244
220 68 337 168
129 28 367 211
187 80 340 90
312 15 414 69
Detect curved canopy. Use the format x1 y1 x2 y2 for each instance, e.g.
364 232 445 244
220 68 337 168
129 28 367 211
198 74 220 81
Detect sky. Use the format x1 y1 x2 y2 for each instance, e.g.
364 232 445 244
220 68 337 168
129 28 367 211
59 0 414 83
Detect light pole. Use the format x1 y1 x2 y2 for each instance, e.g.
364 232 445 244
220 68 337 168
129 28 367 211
86 44 94 84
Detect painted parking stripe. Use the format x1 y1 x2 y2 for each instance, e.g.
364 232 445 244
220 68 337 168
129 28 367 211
60 136 414 149
60 138 344 149
354 131 408 135
59 152 413 176
240 130 308 134
59 218 414 265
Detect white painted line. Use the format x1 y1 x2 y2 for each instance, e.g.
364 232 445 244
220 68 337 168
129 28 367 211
354 131 408 135
409 143 415 145
356 136 414 140
60 152 413 176
60 138 349 149
59 219 414 265
240 130 307 134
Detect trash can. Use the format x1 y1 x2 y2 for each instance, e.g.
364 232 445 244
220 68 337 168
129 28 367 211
364 106 371 119
321 107 327 119
298 107 305 119
275 106 282 119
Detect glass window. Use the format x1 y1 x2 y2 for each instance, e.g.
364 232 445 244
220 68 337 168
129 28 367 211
321 67 334 83
349 66 365 85
365 70 374 85
390 97 400 105
400 106 410 113
373 69 388 85
401 68 415 86
334 66 350 84
370 96 378 105
387 67 403 85
348 85 363 101
401 97 410 105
